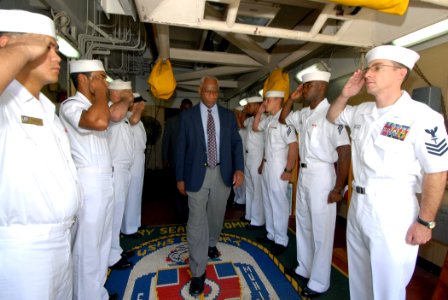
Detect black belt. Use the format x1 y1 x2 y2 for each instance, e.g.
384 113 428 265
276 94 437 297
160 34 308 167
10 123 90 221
205 163 220 167
355 186 366 194
300 163 307 168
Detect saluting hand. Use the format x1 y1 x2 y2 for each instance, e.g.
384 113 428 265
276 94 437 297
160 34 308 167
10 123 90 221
289 84 303 102
5 33 51 63
89 75 108 102
341 70 365 98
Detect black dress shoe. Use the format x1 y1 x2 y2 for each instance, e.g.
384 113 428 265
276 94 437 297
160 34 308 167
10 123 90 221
110 257 133 270
189 273 206 296
270 243 287 255
256 236 274 245
208 246 220 259
239 215 249 222
300 286 322 298
247 224 264 231
121 232 142 239
121 250 135 259
285 267 309 283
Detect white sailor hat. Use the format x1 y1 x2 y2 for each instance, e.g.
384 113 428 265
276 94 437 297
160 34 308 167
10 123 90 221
265 90 285 98
0 9 56 38
69 59 105 74
109 79 132 90
302 71 331 83
366 45 420 70
234 106 245 111
246 96 263 103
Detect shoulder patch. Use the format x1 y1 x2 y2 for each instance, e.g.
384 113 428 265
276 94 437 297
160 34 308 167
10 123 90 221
287 126 292 136
337 125 343 135
425 126 448 156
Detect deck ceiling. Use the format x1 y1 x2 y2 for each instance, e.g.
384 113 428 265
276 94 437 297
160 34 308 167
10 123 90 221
41 0 448 101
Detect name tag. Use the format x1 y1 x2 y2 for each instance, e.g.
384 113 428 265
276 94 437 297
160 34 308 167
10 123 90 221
21 115 43 126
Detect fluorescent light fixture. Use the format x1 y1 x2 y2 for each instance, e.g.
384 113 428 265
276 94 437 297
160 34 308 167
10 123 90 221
258 89 263 97
392 19 448 47
239 98 248 106
57 35 80 59
106 76 114 83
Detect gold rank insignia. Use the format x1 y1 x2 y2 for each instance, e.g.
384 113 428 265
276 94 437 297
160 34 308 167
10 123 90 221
21 115 43 126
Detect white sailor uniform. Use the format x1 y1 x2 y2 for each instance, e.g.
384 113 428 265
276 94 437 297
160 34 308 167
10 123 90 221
286 99 350 293
336 91 448 300
60 91 114 300
258 111 297 247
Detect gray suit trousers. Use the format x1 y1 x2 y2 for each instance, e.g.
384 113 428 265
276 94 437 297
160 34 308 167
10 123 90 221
186 166 231 277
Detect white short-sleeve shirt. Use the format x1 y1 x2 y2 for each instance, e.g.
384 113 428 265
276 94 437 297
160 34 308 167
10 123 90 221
108 104 134 167
335 91 448 187
258 110 297 162
286 99 350 164
59 92 112 169
0 80 80 225
244 115 265 155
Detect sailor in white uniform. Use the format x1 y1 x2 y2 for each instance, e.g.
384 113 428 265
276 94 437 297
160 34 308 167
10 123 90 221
253 88 298 256
280 71 351 298
234 105 247 206
122 93 147 238
107 79 135 269
0 9 80 300
242 96 266 228
327 45 448 300
59 59 113 300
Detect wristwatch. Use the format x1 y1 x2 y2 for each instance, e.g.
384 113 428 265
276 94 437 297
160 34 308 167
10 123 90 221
284 167 293 173
417 216 436 229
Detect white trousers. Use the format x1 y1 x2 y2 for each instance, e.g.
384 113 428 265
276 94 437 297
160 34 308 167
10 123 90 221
347 185 419 300
295 164 336 293
73 168 114 300
122 151 145 234
244 153 265 226
0 222 73 300
109 165 131 266
262 160 289 246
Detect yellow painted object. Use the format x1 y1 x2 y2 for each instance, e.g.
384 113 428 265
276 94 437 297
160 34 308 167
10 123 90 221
329 0 409 16
148 58 176 100
263 69 290 101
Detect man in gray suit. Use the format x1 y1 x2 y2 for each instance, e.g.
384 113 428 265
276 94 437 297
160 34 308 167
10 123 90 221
176 76 244 297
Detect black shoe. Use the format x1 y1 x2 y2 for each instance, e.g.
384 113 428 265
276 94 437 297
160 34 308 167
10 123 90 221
232 202 246 210
189 273 206 296
300 286 322 298
121 250 135 260
256 236 274 245
121 232 142 239
208 246 220 259
110 257 133 270
285 267 309 283
239 215 249 222
109 292 118 300
270 243 287 255
247 224 264 231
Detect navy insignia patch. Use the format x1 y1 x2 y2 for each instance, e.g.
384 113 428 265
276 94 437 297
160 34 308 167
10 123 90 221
337 125 343 135
381 122 409 141
286 126 292 136
425 126 448 156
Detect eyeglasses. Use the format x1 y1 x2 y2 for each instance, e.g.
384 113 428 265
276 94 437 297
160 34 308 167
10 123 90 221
202 89 219 94
363 64 402 73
